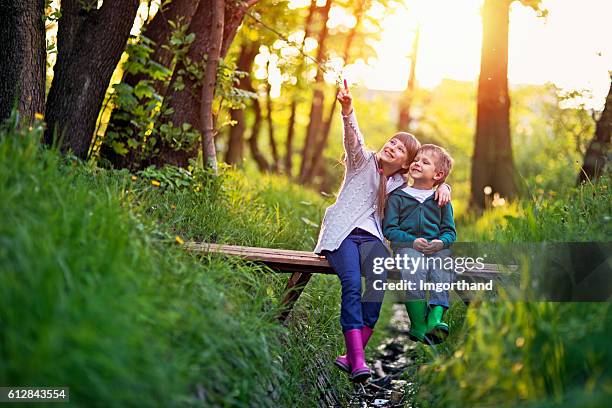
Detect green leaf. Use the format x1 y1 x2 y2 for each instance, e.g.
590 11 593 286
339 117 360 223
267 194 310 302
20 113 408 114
134 82 155 100
113 83 134 94
148 61 171 80
111 141 128 155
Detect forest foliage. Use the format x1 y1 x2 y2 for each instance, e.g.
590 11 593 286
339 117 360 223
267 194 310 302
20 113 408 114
0 0 610 406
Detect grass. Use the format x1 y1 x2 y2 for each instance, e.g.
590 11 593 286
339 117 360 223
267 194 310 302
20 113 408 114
2 112 609 407
406 175 612 407
0 116 354 406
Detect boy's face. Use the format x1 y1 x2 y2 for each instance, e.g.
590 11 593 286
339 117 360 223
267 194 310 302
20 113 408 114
409 151 444 185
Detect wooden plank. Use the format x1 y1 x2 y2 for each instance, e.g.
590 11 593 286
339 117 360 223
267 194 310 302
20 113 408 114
185 242 328 268
186 242 327 259
186 242 516 278
186 242 518 316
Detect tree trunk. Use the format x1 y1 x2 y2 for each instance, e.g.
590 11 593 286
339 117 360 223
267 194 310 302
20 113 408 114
298 0 332 183
470 0 517 209
152 0 257 168
284 102 298 175
123 0 197 93
100 0 198 168
578 76 612 184
285 0 318 177
306 98 335 184
200 0 224 174
398 25 420 131
0 0 46 123
305 0 364 185
236 41 269 173
248 97 270 172
44 0 140 159
225 42 259 165
226 107 246 165
265 61 280 172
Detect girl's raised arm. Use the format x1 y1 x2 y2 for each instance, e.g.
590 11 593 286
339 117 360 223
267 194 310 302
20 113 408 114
337 81 368 169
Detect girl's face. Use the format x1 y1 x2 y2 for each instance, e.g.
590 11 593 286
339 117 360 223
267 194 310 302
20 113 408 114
378 138 411 170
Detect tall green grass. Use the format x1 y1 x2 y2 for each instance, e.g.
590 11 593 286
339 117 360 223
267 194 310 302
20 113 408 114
133 166 328 250
0 117 352 406
410 178 612 407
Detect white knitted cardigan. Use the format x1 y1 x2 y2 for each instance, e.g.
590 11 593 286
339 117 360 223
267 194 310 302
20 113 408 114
313 111 406 254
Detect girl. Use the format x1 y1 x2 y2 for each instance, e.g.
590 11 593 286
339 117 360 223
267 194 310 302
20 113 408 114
315 83 451 383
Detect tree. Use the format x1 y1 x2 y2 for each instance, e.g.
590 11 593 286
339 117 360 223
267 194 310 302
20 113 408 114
200 0 225 174
470 0 543 209
285 0 318 177
578 75 611 184
298 0 332 183
152 0 258 168
225 42 260 165
248 93 271 172
304 0 366 185
264 59 280 172
44 0 140 159
99 0 198 168
120 0 198 95
0 0 46 123
398 25 420 131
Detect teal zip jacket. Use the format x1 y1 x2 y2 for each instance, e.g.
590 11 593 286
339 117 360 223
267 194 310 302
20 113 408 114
383 187 456 248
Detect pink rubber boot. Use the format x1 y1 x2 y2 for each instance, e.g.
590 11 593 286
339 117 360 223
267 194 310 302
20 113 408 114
343 329 371 383
334 326 373 373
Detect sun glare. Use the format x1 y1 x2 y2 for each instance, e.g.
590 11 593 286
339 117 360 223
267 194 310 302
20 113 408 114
347 0 483 91
343 0 612 109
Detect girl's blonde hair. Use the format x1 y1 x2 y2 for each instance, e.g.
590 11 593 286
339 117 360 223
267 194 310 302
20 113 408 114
376 132 420 218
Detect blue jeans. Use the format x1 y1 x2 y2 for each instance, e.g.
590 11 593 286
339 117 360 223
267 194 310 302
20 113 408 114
396 247 452 308
323 229 389 332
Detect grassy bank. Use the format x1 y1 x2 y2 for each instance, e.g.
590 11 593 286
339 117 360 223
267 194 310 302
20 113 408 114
410 178 612 407
2 114 609 407
0 118 355 406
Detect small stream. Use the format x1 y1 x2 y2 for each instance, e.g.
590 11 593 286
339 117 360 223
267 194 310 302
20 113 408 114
345 304 422 408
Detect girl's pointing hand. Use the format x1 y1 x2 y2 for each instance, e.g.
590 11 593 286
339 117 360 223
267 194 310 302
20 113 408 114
337 81 353 115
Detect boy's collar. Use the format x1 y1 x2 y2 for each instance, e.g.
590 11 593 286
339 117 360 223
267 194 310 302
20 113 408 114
406 184 435 192
394 186 436 202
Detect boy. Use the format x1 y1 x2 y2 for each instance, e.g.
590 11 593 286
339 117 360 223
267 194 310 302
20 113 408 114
383 144 456 344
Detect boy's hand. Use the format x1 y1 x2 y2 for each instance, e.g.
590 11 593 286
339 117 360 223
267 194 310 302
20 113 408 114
422 239 444 255
337 80 353 116
413 238 429 252
434 183 451 206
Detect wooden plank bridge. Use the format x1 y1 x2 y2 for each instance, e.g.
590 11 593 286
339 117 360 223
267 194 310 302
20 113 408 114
184 242 516 322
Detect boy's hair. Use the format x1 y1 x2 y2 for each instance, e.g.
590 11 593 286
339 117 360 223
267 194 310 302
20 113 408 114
418 144 454 186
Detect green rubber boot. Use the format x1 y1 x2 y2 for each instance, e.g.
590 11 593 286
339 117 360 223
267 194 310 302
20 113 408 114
404 300 428 343
426 305 449 344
